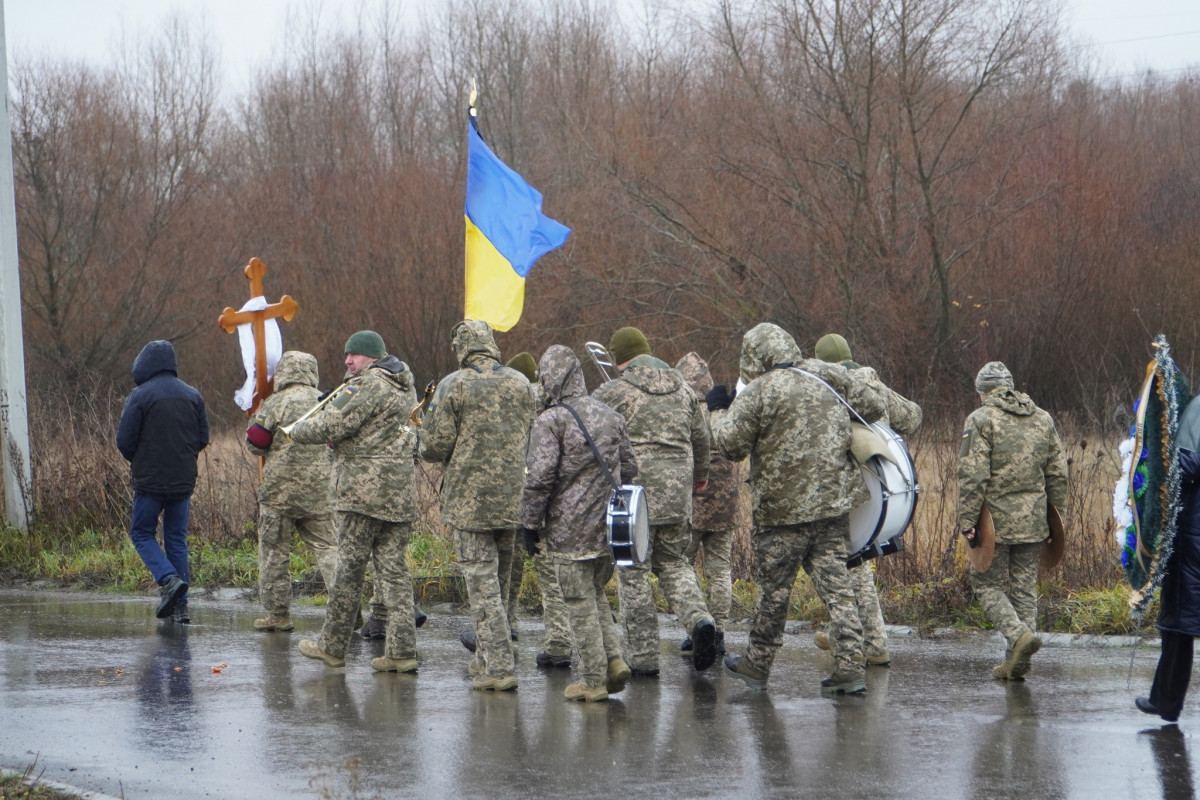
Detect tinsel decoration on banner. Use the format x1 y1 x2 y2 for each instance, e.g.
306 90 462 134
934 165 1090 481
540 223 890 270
1113 335 1190 612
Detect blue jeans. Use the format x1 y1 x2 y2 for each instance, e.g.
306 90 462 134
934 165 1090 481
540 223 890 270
130 493 191 599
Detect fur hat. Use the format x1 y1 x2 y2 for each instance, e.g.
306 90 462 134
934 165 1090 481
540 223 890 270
609 327 651 366
814 333 853 364
975 361 1014 394
344 330 386 359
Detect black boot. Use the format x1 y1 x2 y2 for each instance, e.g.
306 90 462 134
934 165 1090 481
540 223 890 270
173 602 190 624
156 576 188 619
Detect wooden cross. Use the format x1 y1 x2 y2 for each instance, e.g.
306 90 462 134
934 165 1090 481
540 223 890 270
217 258 299 415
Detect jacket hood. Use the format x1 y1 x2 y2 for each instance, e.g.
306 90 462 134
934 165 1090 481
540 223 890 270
451 319 502 367
539 345 586 404
675 352 714 395
273 351 319 391
132 340 178 385
367 354 415 392
621 354 683 395
739 323 803 383
983 387 1036 417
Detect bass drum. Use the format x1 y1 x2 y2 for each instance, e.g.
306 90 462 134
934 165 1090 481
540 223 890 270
847 423 919 568
608 485 650 567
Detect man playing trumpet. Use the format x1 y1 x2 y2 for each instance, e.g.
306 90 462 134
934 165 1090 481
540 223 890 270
291 330 422 673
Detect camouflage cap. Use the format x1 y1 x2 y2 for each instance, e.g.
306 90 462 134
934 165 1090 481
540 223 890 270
975 361 1014 394
814 333 852 364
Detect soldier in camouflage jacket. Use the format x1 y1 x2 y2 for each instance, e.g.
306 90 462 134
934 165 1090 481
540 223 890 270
245 351 338 631
710 322 885 694
593 327 718 675
419 320 534 690
958 361 1068 681
521 345 637 699
675 352 739 654
289 331 421 673
812 333 923 666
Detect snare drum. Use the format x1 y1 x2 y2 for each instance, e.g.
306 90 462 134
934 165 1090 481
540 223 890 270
607 485 650 567
847 423 919 567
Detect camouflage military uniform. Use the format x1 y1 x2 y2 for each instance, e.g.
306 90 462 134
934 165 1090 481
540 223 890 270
521 345 638 689
958 377 1068 653
676 353 738 635
593 353 714 673
289 354 419 662
246 352 338 619
815 342 924 662
710 323 885 685
419 321 534 682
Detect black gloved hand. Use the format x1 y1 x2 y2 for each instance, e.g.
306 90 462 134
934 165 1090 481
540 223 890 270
522 527 541 557
706 384 735 411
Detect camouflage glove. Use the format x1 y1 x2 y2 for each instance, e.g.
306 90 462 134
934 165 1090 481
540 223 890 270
522 527 541 557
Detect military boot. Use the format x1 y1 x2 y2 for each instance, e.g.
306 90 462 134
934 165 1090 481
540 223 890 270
415 606 429 629
358 616 386 640
564 682 608 702
820 669 867 695
814 630 832 651
1008 631 1042 680
472 674 518 691
715 630 726 655
298 639 345 668
606 657 632 694
460 629 478 653
993 649 1015 680
536 651 572 669
679 635 693 652
371 656 418 673
723 653 768 691
866 650 891 667
691 619 718 671
254 615 295 632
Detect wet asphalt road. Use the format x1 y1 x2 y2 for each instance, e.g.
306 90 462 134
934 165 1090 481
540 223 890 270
0 588 1194 800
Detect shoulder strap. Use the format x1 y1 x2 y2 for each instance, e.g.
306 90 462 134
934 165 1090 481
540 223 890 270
556 402 621 492
787 367 871 427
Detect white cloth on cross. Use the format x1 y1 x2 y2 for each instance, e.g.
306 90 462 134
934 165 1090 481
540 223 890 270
234 296 283 411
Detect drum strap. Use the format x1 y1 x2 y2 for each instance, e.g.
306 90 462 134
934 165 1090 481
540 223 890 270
788 367 875 427
555 403 622 492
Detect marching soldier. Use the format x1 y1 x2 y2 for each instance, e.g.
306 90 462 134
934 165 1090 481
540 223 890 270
710 323 884 694
958 361 1068 681
593 327 719 675
244 351 338 632
506 351 574 669
521 345 637 701
811 333 923 666
291 330 421 673
675 352 738 657
419 320 534 691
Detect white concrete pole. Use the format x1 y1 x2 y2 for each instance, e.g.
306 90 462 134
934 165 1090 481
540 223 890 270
0 0 31 531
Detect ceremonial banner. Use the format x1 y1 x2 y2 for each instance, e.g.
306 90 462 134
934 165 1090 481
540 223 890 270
1114 335 1191 611
464 108 570 332
233 296 283 411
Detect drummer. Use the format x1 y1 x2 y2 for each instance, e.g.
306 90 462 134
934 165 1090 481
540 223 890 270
707 323 884 694
519 345 638 701
811 333 923 668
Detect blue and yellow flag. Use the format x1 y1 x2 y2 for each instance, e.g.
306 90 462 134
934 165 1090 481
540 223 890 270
464 112 570 331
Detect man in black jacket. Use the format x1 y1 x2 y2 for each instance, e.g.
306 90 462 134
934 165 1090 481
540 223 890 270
116 340 210 622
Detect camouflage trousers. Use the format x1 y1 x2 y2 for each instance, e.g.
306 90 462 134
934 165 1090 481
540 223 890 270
554 555 623 687
848 561 889 659
686 526 733 632
536 550 573 657
506 549 524 626
318 512 416 660
257 505 338 617
617 521 714 671
747 516 864 677
970 541 1040 648
455 528 516 678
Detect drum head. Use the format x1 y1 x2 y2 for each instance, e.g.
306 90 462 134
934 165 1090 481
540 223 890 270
631 490 650 563
849 423 918 560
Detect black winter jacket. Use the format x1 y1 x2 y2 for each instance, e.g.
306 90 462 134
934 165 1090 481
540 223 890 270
1158 448 1200 636
116 341 210 496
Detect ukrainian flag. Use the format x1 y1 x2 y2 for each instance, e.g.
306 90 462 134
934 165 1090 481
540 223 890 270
464 113 570 332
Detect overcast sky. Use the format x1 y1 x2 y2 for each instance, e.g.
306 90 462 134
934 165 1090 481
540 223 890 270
4 0 1200 91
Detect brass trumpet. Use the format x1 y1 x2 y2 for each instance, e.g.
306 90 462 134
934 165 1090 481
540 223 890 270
585 341 617 383
409 380 436 427
280 382 347 436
